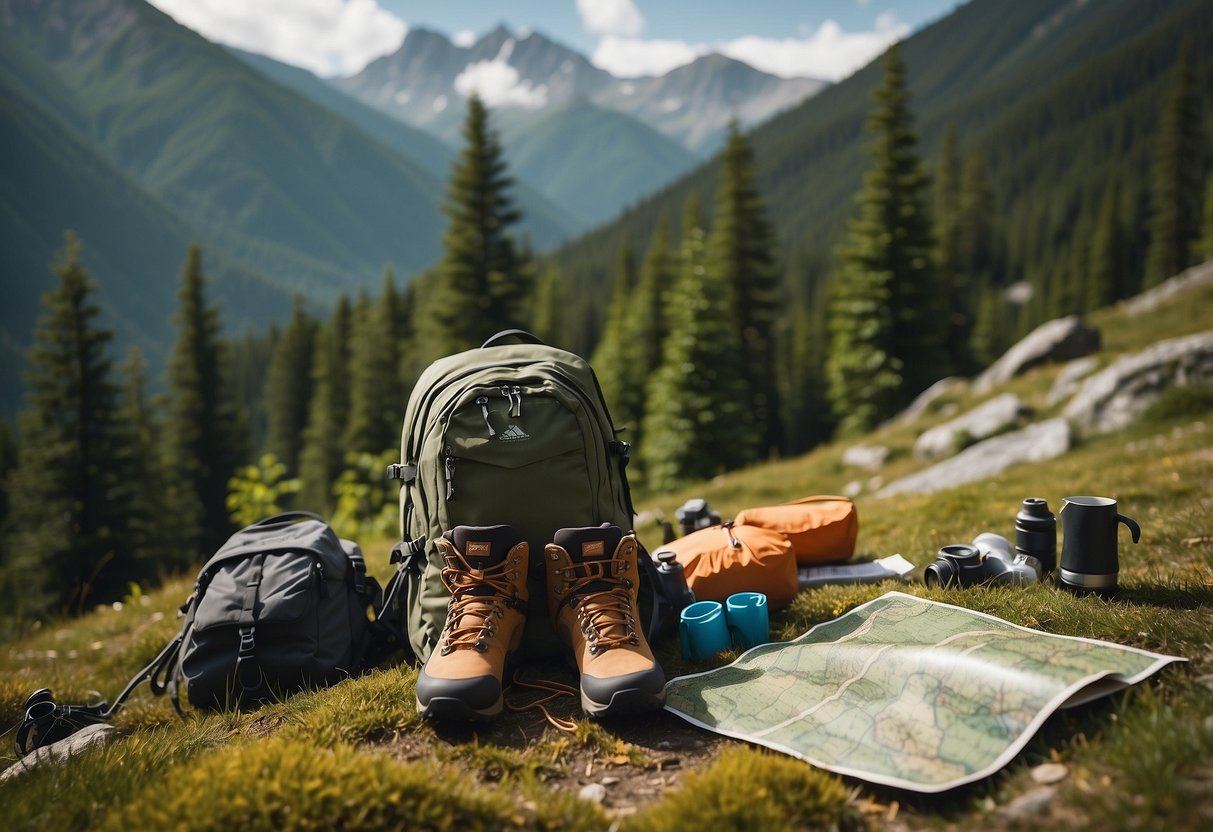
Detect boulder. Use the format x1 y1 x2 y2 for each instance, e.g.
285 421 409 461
889 377 969 426
842 444 890 470
878 418 1071 498
0 724 117 783
1046 356 1099 407
974 316 1101 393
914 393 1029 459
1063 330 1213 433
1121 260 1213 317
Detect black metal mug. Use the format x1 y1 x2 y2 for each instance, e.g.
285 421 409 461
1058 496 1141 595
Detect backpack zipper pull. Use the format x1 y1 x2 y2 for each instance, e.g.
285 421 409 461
510 386 522 417
444 456 456 500
475 396 495 436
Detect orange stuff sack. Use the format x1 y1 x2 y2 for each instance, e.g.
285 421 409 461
733 496 858 566
654 523 797 610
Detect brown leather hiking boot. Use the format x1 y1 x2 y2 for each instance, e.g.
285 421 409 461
416 525 528 720
546 524 666 717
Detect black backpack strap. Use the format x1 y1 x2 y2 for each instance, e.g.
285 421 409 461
15 628 186 755
234 554 266 695
250 511 326 527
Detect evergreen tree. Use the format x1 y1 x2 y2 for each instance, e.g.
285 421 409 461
640 213 752 492
707 121 783 454
163 244 251 560
426 94 529 359
826 44 943 436
591 241 638 415
229 326 277 451
1087 178 1125 310
531 263 571 348
3 234 133 614
343 283 398 455
263 296 317 475
934 125 968 371
952 151 994 370
1144 47 1205 288
0 419 15 527
299 296 353 512
113 346 170 576
1202 170 1213 262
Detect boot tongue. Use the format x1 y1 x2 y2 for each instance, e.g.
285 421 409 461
446 525 522 597
553 524 623 564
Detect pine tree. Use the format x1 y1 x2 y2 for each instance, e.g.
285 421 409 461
591 241 638 414
640 212 752 492
343 282 398 455
163 244 251 561
707 121 783 454
1087 178 1124 310
299 297 353 513
826 44 943 436
112 346 170 576
3 234 134 614
1144 47 1205 288
531 263 571 347
953 151 994 370
426 94 529 359
0 419 15 527
263 296 317 475
934 125 968 371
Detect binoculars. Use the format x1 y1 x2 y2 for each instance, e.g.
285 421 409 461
923 533 1042 588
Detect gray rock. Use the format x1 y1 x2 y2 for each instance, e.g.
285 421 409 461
974 316 1101 393
1121 260 1213 317
842 444 890 470
914 393 1029 459
579 782 607 803
878 418 1071 498
0 724 117 783
1063 330 1213 433
889 377 969 426
1046 356 1099 407
843 480 863 498
999 785 1057 820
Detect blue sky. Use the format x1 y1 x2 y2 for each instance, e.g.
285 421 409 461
148 0 959 80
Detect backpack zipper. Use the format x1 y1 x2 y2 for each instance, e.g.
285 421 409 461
475 396 495 436
444 454 456 500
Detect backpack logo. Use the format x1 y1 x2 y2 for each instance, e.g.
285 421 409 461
499 424 530 442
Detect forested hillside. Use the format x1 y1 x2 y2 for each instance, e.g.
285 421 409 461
550 0 1213 351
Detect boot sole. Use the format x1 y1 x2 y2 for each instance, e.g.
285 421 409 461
581 686 666 719
416 693 503 722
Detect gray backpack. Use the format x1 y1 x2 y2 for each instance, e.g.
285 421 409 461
171 511 381 710
387 330 637 662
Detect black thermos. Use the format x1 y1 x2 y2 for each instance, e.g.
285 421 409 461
1016 498 1057 574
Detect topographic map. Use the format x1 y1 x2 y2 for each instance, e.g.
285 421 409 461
664 591 1183 792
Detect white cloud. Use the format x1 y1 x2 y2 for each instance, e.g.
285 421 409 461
454 59 548 108
577 0 644 37
592 36 708 78
452 29 476 48
147 0 405 77
718 16 908 81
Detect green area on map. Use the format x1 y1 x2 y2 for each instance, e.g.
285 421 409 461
664 592 1178 791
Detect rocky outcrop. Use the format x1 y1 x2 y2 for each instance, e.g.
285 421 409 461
914 393 1030 459
878 418 1072 498
1046 356 1099 407
1121 260 1213 317
974 317 1101 394
1062 330 1213 433
889 377 969 426
842 444 889 470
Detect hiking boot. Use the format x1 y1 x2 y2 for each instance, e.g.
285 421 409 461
546 524 666 718
416 525 528 721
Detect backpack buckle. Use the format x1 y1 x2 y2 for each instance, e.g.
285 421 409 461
390 537 427 572
386 463 417 483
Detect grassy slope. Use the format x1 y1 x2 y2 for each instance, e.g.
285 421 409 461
1 280 1210 830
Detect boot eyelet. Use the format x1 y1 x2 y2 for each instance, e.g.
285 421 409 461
474 639 488 652
589 645 600 655
630 634 639 645
621 562 630 571
441 645 453 656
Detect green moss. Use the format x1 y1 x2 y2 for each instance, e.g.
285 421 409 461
626 746 861 831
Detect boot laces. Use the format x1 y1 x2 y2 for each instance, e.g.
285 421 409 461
439 553 522 654
559 560 638 655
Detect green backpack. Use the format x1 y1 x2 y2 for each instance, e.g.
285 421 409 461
388 330 636 662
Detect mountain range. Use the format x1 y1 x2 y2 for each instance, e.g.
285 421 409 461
335 24 825 156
